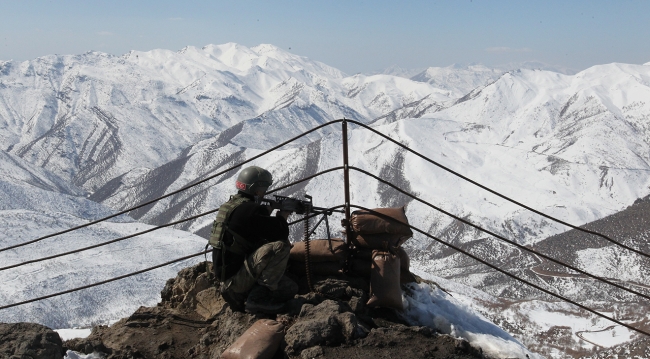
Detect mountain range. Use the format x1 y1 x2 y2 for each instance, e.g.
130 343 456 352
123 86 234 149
1 43 650 358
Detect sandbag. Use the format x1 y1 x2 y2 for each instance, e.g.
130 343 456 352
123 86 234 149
350 207 413 237
351 248 415 284
221 319 284 359
396 247 417 284
367 250 403 310
290 238 348 263
352 232 409 249
288 260 343 277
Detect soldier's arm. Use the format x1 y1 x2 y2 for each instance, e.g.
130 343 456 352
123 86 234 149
250 206 289 243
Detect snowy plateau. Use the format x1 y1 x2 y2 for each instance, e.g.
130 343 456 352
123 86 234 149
1 43 650 358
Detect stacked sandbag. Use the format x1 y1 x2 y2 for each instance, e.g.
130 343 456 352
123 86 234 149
348 206 416 282
350 207 413 249
221 319 284 359
366 250 403 310
288 238 348 276
349 247 416 285
347 207 415 310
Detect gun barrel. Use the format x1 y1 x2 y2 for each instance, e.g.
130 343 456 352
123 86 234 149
260 196 343 214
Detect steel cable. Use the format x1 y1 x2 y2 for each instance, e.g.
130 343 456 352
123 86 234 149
4 117 637 261
349 204 650 339
349 166 650 301
345 119 650 260
0 250 212 311
0 120 344 253
1 117 646 337
0 205 346 311
0 209 219 272
0 168 344 272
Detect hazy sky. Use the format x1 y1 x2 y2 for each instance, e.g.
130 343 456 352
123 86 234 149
1 0 648 74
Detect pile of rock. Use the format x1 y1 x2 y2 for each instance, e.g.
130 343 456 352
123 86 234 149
61 261 486 359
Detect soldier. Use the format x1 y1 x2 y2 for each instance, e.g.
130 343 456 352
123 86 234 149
209 166 298 313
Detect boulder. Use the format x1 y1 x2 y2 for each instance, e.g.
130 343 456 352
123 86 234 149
0 322 64 359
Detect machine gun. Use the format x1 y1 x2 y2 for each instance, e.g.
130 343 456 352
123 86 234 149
259 194 344 244
261 195 313 215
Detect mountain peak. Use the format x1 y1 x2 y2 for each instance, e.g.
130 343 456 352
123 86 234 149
251 43 284 53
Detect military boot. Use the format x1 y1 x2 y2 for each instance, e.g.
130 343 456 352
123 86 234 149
270 275 299 302
220 285 247 312
245 285 286 314
245 276 298 314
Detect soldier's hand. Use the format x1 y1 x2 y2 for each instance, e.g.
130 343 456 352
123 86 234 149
277 210 291 220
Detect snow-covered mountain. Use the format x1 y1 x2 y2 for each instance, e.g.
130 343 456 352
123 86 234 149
0 145 207 328
95 62 650 248
2 43 650 357
408 62 577 98
0 43 452 193
409 64 505 98
366 65 426 79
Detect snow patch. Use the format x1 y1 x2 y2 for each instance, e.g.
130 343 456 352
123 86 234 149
64 351 104 359
578 326 635 347
401 282 541 358
55 328 92 341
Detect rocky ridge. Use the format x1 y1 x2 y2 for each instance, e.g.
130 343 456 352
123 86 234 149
58 262 486 359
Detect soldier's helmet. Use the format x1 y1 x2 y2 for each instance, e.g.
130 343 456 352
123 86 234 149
235 166 273 195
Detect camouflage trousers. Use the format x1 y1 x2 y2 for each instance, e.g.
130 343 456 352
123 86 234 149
223 240 293 296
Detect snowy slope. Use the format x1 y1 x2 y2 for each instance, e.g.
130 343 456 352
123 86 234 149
0 149 207 328
409 268 645 358
409 62 576 99
100 64 650 247
0 43 453 193
410 64 505 98
0 213 206 328
367 65 426 78
402 278 543 359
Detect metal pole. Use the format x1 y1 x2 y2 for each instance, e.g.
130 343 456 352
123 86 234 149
342 119 352 243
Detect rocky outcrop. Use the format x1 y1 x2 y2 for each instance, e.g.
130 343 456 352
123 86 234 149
63 261 486 359
0 322 65 359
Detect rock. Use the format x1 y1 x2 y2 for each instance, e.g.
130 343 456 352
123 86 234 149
0 322 64 359
285 300 368 353
194 286 224 319
324 325 484 359
336 312 369 340
286 307 343 353
59 261 486 359
347 296 365 313
160 262 215 311
301 345 325 359
299 300 346 318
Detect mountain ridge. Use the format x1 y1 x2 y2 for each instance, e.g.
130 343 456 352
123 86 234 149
2 43 650 358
